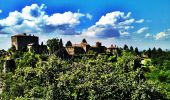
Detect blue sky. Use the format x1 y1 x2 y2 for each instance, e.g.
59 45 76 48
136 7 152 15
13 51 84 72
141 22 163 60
0 0 170 50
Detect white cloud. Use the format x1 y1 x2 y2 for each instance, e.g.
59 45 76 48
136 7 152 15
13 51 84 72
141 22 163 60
136 19 144 23
0 11 23 26
47 12 85 26
137 27 149 34
21 4 46 20
144 29 170 40
145 33 153 38
86 13 93 20
0 4 91 35
155 32 167 40
0 10 2 13
95 11 135 26
155 29 170 40
83 11 144 38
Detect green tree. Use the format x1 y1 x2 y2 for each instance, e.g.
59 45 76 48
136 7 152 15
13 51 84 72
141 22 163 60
8 45 16 53
65 41 72 47
47 38 60 54
59 39 63 48
147 48 152 58
135 47 140 55
123 44 129 50
16 52 40 68
130 46 134 51
82 38 87 43
152 47 157 54
158 48 163 54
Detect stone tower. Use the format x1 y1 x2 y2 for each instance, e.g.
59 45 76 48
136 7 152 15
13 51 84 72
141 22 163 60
11 33 39 50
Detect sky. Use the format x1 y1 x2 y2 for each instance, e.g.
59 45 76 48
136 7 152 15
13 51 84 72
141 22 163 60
0 0 170 50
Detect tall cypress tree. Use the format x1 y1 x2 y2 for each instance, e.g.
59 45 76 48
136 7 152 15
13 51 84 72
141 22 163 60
135 47 140 55
123 44 129 50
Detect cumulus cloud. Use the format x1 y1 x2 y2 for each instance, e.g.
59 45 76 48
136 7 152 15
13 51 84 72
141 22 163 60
136 27 149 34
47 12 85 26
22 4 46 20
0 4 91 35
84 25 120 38
83 11 144 38
0 11 23 27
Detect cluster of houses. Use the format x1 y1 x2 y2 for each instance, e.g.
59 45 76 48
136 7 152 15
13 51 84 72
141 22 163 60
11 33 118 55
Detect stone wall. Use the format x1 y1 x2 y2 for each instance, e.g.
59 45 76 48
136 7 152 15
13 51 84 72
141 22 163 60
11 35 39 50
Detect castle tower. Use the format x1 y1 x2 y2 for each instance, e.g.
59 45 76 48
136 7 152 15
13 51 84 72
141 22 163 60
11 33 39 50
96 42 101 47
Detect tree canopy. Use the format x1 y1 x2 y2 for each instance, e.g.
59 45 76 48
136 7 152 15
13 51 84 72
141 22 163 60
65 41 72 47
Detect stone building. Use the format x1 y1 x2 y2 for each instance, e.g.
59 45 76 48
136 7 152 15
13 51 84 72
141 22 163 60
66 45 85 55
27 43 39 53
11 33 39 50
107 45 118 54
11 33 47 53
65 40 90 55
65 40 108 55
89 42 106 53
80 42 91 52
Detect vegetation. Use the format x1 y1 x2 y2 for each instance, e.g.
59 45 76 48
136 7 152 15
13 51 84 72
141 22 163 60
47 38 63 54
65 41 72 47
82 39 87 43
0 40 170 99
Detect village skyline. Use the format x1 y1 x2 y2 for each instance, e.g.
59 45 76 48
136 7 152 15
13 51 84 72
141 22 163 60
10 33 119 56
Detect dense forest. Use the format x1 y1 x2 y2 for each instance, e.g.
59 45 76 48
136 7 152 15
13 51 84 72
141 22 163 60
0 38 170 100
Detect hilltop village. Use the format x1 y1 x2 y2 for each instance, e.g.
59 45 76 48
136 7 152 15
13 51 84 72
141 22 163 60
0 33 121 74
11 33 118 56
1 33 169 99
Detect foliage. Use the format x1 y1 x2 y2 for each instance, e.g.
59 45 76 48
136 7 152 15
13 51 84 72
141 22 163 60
47 38 61 54
130 46 134 51
134 47 140 55
143 48 170 99
0 51 168 99
8 45 16 53
123 44 129 50
65 41 72 47
82 38 87 43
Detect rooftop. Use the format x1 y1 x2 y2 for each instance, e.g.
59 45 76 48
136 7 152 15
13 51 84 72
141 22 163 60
108 45 118 49
12 33 38 37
